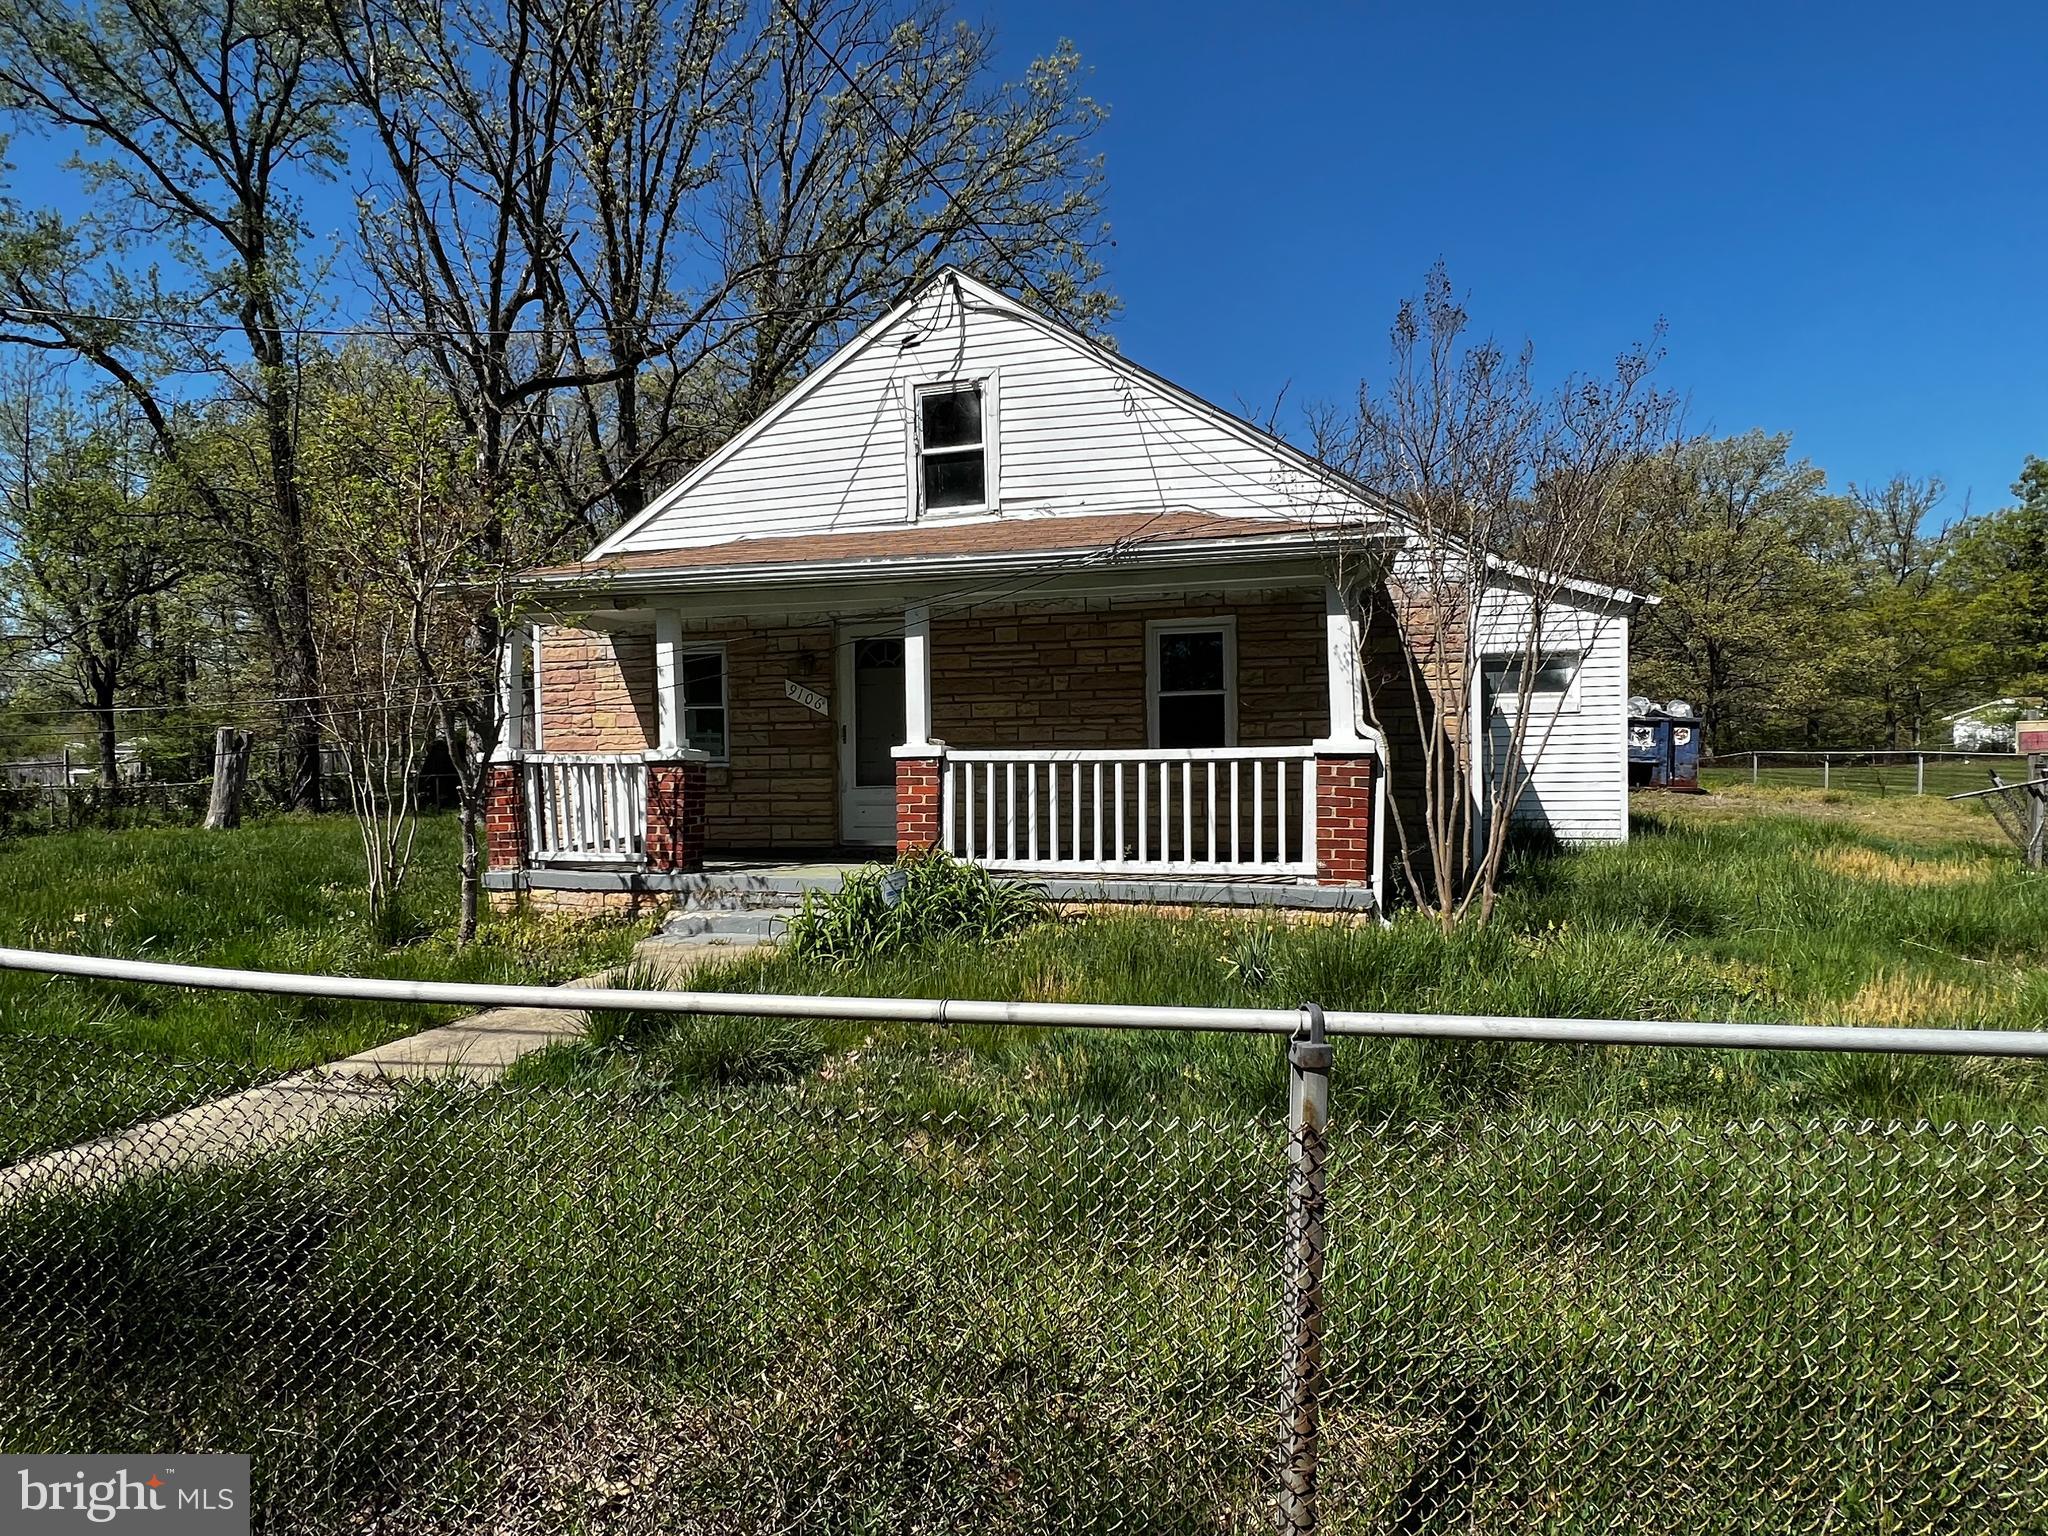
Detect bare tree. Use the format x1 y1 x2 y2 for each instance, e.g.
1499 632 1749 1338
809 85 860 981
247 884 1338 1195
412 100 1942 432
315 577 427 928
1316 266 1679 926
0 0 347 808
325 0 1113 934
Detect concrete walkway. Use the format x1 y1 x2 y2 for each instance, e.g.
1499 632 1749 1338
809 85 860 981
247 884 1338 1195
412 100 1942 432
0 936 769 1205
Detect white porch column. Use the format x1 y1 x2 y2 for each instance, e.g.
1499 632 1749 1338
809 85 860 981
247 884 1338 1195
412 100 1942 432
654 608 683 752
493 625 526 760
902 602 935 751
1315 582 1371 751
528 625 544 751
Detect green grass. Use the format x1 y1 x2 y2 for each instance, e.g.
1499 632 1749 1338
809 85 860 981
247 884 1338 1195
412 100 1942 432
1 1090 2038 1531
0 813 649 1156
515 788 2048 1125
6 791 2048 1526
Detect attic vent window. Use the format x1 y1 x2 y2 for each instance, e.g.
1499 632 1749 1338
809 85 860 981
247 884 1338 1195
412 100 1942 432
917 382 987 514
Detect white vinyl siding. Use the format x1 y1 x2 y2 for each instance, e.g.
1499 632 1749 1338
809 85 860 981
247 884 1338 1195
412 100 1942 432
1477 590 1630 844
606 278 1371 553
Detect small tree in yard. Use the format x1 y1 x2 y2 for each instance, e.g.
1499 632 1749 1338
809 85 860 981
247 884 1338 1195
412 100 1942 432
1315 266 1680 927
304 355 554 943
316 572 427 929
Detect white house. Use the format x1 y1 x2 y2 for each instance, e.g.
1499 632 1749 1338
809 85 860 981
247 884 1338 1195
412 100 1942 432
487 269 1643 915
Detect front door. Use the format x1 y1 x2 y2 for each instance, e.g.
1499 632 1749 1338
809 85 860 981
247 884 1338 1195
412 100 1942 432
838 630 905 846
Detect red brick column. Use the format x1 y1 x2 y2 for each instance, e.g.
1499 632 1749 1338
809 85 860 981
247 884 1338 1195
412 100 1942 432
1315 754 1376 887
485 761 526 871
895 756 942 855
644 759 708 873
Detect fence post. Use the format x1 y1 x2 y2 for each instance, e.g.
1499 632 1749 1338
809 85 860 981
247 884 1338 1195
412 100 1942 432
1750 752 1758 787
1822 755 1830 791
1917 755 1925 796
1276 1002 1333 1533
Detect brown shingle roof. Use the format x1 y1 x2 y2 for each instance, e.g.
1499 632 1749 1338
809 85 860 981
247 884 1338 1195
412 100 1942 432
529 511 1351 585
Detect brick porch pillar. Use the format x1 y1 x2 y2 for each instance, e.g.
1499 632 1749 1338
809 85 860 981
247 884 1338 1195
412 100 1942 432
1315 753 1376 887
895 754 943 856
485 761 526 871
644 756 708 873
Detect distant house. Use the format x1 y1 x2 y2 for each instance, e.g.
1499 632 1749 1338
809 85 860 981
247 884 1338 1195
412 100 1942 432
489 271 1645 916
1944 699 2041 752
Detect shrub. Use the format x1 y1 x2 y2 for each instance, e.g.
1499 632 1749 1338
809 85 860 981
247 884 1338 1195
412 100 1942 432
783 850 1049 969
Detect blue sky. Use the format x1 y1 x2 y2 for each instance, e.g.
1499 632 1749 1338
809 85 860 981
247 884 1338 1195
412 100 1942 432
990 0 2048 523
7 0 2039 521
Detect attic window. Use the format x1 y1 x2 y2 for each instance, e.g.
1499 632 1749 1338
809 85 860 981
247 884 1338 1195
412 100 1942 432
917 382 987 514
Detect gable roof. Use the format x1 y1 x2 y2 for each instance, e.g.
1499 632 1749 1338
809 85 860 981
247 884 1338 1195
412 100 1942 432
573 268 1648 607
587 268 1386 560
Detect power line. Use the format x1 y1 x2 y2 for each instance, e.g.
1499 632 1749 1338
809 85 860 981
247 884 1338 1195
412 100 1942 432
0 296 783 344
769 0 1084 330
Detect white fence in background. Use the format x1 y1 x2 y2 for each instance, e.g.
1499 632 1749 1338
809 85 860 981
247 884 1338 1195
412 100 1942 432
522 753 646 863
943 747 1317 877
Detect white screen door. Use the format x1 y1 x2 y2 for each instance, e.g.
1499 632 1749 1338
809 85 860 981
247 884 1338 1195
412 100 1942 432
838 631 905 845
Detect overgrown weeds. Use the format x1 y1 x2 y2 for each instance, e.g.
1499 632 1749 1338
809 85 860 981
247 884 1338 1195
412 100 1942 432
783 849 1049 968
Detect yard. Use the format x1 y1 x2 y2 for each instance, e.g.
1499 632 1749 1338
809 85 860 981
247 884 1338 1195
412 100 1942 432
2 789 2045 1530
517 783 2048 1125
0 814 647 1157
5 785 2047 1135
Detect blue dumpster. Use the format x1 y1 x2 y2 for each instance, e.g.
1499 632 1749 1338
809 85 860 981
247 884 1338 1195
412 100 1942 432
1628 700 1706 792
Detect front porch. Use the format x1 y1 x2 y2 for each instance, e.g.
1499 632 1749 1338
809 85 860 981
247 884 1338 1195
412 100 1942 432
485 546 1389 913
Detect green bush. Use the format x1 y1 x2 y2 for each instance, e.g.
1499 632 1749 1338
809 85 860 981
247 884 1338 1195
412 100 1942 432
783 850 1049 969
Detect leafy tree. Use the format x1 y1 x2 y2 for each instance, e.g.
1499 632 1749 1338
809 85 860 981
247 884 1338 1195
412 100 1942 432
0 0 346 808
1 403 188 795
1630 432 1847 749
1938 457 2048 705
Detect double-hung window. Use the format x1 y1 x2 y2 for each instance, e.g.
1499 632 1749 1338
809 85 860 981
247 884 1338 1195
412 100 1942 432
915 381 990 515
1147 619 1237 748
1481 651 1581 712
681 648 728 760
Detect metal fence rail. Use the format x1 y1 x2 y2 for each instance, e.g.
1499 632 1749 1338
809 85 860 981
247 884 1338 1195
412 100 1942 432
6 951 2048 1530
1703 749 2025 797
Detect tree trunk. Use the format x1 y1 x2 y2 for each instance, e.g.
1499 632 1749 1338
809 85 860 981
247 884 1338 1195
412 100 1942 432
457 794 482 943
203 727 253 831
91 664 120 808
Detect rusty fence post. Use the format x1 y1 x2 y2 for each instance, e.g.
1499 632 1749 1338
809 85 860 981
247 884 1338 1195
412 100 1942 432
1276 1002 1333 1533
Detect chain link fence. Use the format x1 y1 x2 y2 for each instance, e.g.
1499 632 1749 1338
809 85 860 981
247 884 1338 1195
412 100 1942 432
2 1038 2046 1531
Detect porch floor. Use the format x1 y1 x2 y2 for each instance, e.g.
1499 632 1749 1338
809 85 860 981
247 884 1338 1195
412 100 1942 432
487 851 1377 915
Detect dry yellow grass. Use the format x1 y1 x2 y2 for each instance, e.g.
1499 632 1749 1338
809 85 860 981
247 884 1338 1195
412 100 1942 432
1805 845 1989 887
1643 784 2008 850
1830 972 1997 1028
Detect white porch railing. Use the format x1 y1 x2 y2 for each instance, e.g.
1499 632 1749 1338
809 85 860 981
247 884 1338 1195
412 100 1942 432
522 753 647 864
942 747 1317 877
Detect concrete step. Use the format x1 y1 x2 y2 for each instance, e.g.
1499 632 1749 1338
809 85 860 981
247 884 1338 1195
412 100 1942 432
657 908 797 943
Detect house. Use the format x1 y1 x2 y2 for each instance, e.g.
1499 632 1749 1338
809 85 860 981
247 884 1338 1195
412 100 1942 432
1943 698 2042 752
488 270 1640 915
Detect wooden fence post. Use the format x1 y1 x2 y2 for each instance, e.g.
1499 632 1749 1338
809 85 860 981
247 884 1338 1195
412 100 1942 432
202 728 252 831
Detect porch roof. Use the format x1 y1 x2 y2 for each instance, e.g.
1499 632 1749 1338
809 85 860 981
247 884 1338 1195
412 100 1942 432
525 510 1378 595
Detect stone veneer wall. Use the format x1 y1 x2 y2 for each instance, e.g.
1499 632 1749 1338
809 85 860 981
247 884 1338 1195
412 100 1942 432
537 618 838 848
929 589 1327 749
537 589 1336 852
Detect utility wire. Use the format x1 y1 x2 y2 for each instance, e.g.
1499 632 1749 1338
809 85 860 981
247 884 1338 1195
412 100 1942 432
769 0 1084 330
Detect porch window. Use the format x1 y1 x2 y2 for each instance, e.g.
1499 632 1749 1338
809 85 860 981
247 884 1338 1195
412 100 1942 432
682 648 728 759
1147 619 1237 748
916 381 988 514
